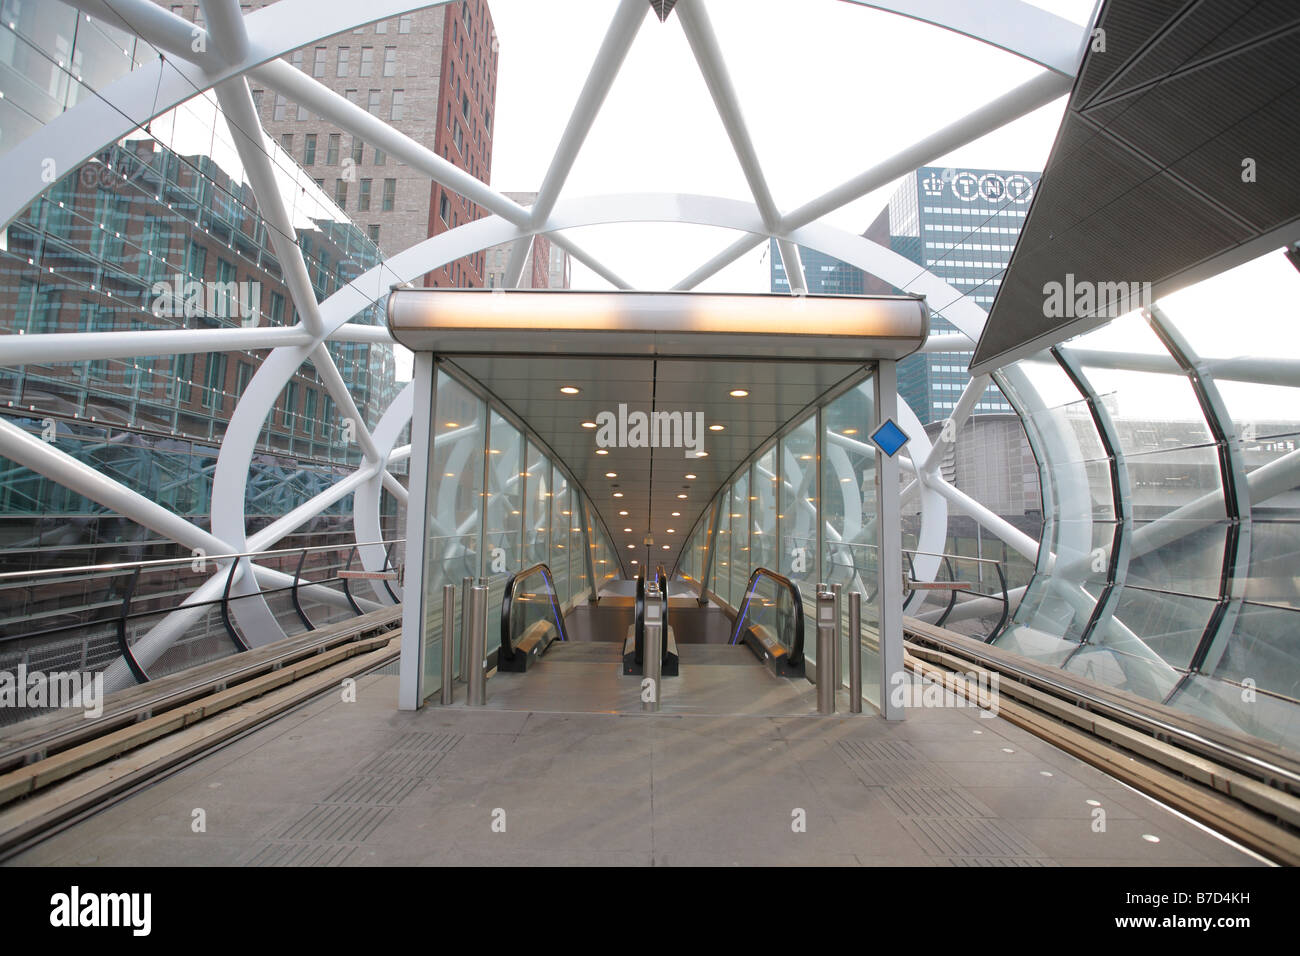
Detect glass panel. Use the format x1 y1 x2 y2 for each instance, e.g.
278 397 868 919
822 379 880 701
779 415 819 635
1245 520 1300 608
1212 602 1300 702
422 371 485 700
713 487 731 605
550 467 570 605
752 447 777 575
569 494 588 602
524 442 549 567
483 411 523 623
729 471 750 602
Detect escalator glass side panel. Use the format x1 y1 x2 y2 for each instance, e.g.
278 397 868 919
731 567 805 676
499 563 568 673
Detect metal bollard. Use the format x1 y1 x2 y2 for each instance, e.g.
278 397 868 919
832 582 843 690
816 587 836 714
848 591 862 714
642 583 663 713
458 576 474 681
466 583 488 705
440 584 456 705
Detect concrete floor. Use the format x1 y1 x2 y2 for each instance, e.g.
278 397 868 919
6 649 1267 867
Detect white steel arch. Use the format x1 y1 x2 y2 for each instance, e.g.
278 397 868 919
0 0 1090 686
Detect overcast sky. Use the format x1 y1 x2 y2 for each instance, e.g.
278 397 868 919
487 0 1097 291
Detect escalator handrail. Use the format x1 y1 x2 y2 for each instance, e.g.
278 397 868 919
729 567 805 665
655 564 669 664
499 562 569 663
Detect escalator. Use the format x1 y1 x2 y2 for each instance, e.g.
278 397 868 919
496 561 807 692
622 565 678 676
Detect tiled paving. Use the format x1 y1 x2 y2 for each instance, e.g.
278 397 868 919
6 650 1267 867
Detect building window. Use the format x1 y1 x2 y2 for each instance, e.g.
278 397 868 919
462 93 469 120
398 14 412 34
359 46 373 77
382 178 396 211
374 147 387 166
383 47 397 77
345 88 358 104
390 90 404 121
326 133 340 165
336 47 349 77
334 179 348 208
367 90 381 115
358 178 372 211
375 18 387 34
204 353 227 412
269 292 285 325
439 192 449 224
351 137 364 163
303 133 316 165
279 132 293 153
272 93 286 121
251 88 263 113
297 101 310 122
312 47 326 77
368 224 380 244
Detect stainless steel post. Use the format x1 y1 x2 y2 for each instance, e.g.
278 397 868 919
816 587 836 714
848 591 862 714
642 583 663 713
458 575 472 681
440 584 456 705
832 581 843 690
466 583 488 705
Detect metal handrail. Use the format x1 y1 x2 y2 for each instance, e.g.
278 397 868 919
0 540 404 687
0 538 406 584
498 562 569 665
729 567 805 665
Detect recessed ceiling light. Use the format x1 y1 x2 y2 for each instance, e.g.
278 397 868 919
445 472 455 477
624 527 632 532
619 510 629 516
631 559 639 564
605 472 617 478
671 511 680 517
800 454 812 460
445 422 459 428
560 386 580 395
677 493 688 499
695 451 708 457
596 449 608 455
613 492 623 498
627 544 635 549
581 421 597 429
843 428 858 435
685 473 696 480
729 389 748 397
662 545 670 550
708 424 724 431
666 529 675 533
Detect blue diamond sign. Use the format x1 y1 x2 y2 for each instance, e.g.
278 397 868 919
870 419 910 458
